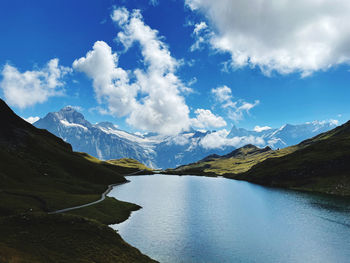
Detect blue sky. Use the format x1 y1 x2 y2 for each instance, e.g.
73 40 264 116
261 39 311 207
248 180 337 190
1 0 350 134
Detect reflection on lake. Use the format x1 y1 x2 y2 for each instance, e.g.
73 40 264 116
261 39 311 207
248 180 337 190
109 175 350 263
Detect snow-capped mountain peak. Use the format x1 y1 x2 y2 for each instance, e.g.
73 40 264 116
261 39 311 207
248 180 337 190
56 106 91 127
34 107 340 168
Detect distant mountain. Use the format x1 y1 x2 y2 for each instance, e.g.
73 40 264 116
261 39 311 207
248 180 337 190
34 108 236 168
228 125 273 138
152 130 235 168
233 121 350 196
228 121 337 149
165 144 277 177
34 107 338 169
34 106 157 168
166 122 350 196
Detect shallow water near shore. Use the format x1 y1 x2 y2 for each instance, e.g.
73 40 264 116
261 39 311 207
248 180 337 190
109 175 350 263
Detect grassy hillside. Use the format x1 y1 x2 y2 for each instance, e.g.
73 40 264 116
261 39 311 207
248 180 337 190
107 158 154 175
165 144 297 176
0 213 155 263
232 121 350 196
166 122 350 196
0 99 156 262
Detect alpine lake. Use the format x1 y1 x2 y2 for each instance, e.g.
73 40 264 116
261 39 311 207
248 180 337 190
109 175 350 263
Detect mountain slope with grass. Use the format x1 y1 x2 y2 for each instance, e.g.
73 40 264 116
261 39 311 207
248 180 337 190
165 144 296 176
0 99 156 263
107 158 154 175
167 122 350 196
232 121 350 196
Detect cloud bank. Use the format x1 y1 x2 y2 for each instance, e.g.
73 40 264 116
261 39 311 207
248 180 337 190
200 129 265 149
0 59 70 108
191 109 226 129
186 0 350 76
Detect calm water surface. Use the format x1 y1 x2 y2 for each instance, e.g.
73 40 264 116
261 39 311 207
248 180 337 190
108 175 350 263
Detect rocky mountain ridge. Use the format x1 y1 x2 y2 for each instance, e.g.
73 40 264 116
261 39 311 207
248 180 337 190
33 107 338 168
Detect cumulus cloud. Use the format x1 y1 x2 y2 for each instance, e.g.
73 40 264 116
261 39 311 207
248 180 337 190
23 116 40 124
73 41 136 116
186 0 350 76
74 8 190 135
191 109 226 129
199 129 265 149
254 125 272 132
211 85 259 121
0 59 70 108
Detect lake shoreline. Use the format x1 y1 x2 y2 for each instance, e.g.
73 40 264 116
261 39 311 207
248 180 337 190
109 174 350 263
0 177 158 263
162 170 350 197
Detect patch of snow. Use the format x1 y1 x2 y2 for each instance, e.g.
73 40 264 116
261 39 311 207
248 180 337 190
98 126 151 144
60 119 88 131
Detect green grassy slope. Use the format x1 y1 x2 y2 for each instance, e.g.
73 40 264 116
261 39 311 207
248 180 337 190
232 121 350 196
0 99 156 263
107 158 154 175
165 144 297 176
0 213 155 263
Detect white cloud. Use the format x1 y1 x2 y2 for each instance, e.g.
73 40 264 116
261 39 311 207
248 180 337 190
111 7 129 27
169 134 191 146
308 119 339 126
23 116 40 124
74 8 191 135
329 119 339 126
73 41 136 117
199 129 265 149
254 125 272 132
65 105 83 112
211 85 232 102
186 0 350 76
0 59 70 109
190 21 212 51
211 85 259 121
191 109 226 129
193 21 208 34
228 100 260 121
89 106 111 116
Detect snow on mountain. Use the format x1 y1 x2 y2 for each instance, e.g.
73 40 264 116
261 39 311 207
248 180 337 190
266 121 338 148
227 121 338 149
34 107 339 169
60 119 88 131
34 107 157 168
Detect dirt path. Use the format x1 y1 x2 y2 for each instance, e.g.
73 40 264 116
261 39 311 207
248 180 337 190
48 170 146 214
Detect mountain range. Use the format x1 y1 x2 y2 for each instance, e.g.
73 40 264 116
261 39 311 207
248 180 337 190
167 120 350 196
33 107 338 169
